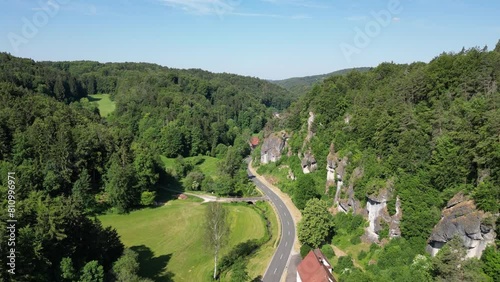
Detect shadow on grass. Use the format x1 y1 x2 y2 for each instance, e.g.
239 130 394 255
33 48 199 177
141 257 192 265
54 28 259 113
87 95 102 102
155 168 185 204
131 245 174 282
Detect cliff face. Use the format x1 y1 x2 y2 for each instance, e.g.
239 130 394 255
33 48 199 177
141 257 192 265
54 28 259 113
299 112 318 174
301 150 318 174
426 193 496 258
326 143 348 201
337 166 363 215
363 186 402 242
260 132 288 164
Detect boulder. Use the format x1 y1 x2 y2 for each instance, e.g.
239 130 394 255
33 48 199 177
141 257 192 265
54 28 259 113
426 193 496 258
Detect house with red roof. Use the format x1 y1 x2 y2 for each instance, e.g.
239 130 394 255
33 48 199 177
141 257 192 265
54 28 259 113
249 136 260 149
297 249 336 282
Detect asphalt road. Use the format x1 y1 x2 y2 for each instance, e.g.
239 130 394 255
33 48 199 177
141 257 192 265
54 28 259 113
248 171 295 282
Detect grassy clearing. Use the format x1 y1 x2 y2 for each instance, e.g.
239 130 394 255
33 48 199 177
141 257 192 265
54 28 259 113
160 155 220 179
245 201 280 280
99 199 266 282
88 94 116 117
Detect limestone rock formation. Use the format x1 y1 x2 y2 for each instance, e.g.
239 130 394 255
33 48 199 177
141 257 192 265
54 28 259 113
305 111 315 143
326 143 349 201
260 131 288 164
300 150 318 174
426 193 496 258
337 166 363 215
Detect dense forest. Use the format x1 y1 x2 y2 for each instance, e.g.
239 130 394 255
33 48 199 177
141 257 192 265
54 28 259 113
0 52 292 281
259 42 500 281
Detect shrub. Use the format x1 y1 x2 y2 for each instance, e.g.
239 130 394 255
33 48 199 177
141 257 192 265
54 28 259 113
184 171 205 191
358 250 368 261
140 191 156 206
350 236 361 245
369 243 380 253
320 244 335 260
300 244 313 258
337 255 354 271
387 198 397 216
378 221 389 240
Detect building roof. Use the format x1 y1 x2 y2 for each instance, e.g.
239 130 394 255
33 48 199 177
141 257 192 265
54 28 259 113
297 249 336 282
250 136 260 147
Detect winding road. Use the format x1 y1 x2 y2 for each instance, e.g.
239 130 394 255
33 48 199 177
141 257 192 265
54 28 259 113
247 165 296 282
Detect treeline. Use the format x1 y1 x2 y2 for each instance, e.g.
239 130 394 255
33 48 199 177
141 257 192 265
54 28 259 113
0 53 290 281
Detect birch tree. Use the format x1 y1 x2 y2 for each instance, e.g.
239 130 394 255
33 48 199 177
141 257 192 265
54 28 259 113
205 202 229 280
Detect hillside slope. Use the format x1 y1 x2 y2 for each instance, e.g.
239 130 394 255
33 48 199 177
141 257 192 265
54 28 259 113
270 67 371 98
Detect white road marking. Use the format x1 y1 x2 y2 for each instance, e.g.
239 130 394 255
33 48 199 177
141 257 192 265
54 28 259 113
280 254 283 260
287 221 290 225
285 241 288 247
279 204 283 208
274 268 277 274
288 231 290 235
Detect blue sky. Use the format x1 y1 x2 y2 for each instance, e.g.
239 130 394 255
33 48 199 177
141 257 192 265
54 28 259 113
0 0 499 79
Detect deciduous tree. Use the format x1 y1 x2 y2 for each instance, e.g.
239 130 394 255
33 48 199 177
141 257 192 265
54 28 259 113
204 202 229 280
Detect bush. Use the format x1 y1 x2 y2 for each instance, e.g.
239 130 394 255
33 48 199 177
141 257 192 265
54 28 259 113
320 244 335 260
350 236 361 245
337 255 354 271
140 191 156 206
300 244 313 258
378 221 390 240
358 250 368 261
201 177 215 193
387 198 397 216
369 243 380 253
184 171 205 191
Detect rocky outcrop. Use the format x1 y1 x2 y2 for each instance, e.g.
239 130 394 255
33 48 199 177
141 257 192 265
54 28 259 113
305 111 315 143
300 150 318 174
337 166 364 215
260 131 288 164
326 144 337 188
426 193 496 258
326 143 349 201
363 180 402 242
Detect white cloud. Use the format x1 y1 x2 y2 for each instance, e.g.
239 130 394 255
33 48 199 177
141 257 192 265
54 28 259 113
261 0 331 9
159 0 238 15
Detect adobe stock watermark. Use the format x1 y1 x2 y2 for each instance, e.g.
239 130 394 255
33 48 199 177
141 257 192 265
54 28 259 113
7 0 71 53
340 0 403 62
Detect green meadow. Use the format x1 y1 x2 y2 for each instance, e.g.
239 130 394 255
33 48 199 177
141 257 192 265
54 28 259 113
99 198 268 281
88 94 116 117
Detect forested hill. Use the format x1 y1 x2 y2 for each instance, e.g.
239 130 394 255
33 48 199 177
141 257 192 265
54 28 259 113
0 53 292 281
270 67 371 98
262 43 500 281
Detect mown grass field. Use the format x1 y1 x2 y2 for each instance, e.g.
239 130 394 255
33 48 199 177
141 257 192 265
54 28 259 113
245 201 279 280
99 198 267 282
88 94 116 117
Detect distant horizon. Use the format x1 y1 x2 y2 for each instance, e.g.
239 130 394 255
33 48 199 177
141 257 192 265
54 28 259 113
1 0 499 80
